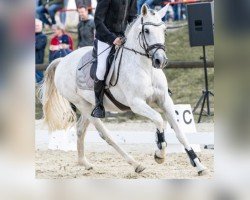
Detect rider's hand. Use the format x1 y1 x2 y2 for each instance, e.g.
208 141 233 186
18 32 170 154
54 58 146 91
113 37 122 46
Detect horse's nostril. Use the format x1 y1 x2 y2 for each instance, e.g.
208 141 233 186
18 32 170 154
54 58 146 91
155 59 161 66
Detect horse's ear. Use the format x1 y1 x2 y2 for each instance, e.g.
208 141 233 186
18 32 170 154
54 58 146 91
141 4 149 16
158 3 170 19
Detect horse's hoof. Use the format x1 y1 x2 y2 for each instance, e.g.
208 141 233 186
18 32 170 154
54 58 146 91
135 165 146 173
195 160 207 176
78 161 84 166
85 165 93 170
84 162 94 170
78 160 93 170
154 153 165 164
198 169 206 176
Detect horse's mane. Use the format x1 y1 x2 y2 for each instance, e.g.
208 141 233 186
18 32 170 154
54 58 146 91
125 16 140 36
125 10 159 37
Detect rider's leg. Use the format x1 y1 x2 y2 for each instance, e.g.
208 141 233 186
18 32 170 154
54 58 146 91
91 40 111 118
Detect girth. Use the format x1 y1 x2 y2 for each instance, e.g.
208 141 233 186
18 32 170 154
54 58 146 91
104 89 131 111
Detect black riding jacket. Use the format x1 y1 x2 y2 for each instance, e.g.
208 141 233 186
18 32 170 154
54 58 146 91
94 0 137 45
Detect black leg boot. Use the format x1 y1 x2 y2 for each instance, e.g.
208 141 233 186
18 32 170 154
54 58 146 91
91 78 105 118
185 148 201 167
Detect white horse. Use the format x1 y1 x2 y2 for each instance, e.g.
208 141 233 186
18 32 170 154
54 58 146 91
40 4 206 175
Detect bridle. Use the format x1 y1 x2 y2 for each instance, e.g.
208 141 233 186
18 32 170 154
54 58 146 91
139 17 166 58
123 17 166 60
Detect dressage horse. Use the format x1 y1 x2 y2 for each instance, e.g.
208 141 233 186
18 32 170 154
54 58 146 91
40 4 206 175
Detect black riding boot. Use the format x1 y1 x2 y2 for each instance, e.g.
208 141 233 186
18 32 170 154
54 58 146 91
91 78 105 118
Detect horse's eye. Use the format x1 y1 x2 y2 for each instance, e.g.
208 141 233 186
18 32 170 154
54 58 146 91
144 29 149 34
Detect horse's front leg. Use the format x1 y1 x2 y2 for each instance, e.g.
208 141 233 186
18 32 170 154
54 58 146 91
129 98 167 164
160 93 207 175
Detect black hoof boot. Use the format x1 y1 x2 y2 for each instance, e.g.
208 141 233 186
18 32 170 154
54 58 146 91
91 78 105 118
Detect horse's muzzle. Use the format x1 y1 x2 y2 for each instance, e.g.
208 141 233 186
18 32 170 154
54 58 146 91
152 53 168 69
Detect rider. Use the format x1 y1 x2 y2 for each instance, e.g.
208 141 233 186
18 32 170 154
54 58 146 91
91 0 137 118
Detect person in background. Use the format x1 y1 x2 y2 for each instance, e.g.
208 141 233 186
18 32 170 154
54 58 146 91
35 0 41 8
172 0 181 21
49 25 73 62
36 0 63 29
35 0 39 18
60 0 69 25
156 0 173 22
35 19 47 84
137 0 155 14
75 0 93 15
172 0 186 21
35 0 41 18
77 5 95 48
180 3 187 20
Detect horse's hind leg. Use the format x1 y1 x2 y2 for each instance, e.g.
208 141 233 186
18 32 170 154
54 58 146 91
75 100 145 173
89 117 145 173
162 94 206 175
76 115 93 170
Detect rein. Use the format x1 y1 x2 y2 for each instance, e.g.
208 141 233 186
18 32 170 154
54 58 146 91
123 46 148 58
78 45 112 71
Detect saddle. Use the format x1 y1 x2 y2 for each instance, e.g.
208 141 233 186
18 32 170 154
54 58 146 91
76 40 130 111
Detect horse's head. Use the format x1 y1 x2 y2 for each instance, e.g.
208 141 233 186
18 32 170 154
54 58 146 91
136 4 170 69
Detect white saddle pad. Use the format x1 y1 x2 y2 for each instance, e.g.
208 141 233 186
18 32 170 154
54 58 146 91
76 50 94 90
76 49 119 90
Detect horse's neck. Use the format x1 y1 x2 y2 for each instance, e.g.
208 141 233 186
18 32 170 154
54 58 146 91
122 32 152 71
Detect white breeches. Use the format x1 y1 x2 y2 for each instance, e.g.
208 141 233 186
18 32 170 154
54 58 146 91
96 40 112 80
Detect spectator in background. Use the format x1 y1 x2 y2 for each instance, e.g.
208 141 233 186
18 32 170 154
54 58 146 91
35 0 42 18
172 0 186 21
35 19 47 84
49 25 73 62
180 3 187 20
156 0 173 22
137 0 155 14
75 0 93 15
77 6 95 48
35 0 41 7
36 0 63 29
60 0 69 25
